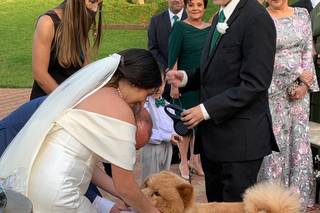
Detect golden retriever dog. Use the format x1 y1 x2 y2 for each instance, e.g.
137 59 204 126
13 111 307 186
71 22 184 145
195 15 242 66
141 171 300 213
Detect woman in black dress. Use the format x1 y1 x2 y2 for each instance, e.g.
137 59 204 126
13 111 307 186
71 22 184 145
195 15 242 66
30 0 103 99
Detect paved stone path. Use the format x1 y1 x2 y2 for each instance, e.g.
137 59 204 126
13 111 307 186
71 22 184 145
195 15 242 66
0 88 31 119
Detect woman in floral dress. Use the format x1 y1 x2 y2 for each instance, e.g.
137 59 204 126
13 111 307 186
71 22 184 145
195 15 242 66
258 0 319 211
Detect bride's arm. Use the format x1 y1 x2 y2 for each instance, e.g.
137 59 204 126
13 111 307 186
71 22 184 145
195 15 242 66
111 164 160 213
78 89 159 212
91 161 121 199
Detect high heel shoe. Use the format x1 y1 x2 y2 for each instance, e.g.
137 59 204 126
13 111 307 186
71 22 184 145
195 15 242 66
188 161 204 176
178 163 189 180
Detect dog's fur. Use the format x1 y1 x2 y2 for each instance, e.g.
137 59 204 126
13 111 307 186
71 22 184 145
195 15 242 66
141 171 300 213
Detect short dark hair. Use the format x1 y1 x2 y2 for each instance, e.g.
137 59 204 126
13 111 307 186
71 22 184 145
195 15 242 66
184 0 208 9
116 48 162 90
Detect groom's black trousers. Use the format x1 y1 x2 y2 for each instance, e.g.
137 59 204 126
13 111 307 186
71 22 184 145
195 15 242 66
201 152 263 202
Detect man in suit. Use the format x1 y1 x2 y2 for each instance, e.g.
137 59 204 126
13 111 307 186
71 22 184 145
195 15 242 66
0 97 45 155
167 0 278 202
148 0 187 100
148 0 187 164
148 0 187 70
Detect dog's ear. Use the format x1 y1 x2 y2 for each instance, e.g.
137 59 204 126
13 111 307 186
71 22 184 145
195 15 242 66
176 183 194 208
141 176 150 188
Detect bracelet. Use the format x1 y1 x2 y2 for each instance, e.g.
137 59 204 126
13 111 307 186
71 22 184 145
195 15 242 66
299 81 310 89
299 81 306 86
299 81 308 86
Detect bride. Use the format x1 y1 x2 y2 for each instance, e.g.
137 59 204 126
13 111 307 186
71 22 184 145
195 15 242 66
0 49 162 213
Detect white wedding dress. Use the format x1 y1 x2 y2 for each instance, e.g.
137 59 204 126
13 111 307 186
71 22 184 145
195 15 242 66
0 54 137 212
28 109 136 212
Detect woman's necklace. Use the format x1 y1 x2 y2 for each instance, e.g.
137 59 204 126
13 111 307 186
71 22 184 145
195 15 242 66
116 87 124 99
116 87 133 107
185 19 205 29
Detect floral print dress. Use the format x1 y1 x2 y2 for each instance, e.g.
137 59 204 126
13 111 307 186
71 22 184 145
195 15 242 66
258 7 319 211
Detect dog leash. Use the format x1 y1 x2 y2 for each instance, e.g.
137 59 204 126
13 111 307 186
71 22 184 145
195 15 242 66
188 129 196 183
171 98 195 183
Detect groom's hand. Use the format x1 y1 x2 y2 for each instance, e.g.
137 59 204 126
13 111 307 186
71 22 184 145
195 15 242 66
181 105 204 129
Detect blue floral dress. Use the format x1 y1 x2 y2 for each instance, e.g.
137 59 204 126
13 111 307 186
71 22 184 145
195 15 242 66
258 8 319 211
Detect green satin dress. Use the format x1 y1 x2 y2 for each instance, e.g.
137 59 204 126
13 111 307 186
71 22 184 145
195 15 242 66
168 21 210 109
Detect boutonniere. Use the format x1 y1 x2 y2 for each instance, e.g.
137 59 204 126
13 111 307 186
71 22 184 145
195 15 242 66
217 22 229 34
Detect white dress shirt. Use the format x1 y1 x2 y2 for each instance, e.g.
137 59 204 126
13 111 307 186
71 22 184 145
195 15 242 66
221 0 240 22
168 9 184 27
144 96 176 144
179 0 240 120
311 0 320 8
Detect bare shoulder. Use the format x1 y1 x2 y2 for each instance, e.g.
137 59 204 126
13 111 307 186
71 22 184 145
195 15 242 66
75 87 135 125
35 15 55 41
36 14 55 30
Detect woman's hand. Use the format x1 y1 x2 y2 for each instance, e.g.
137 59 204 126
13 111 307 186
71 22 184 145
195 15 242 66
289 84 308 100
170 86 180 99
299 70 314 87
166 70 184 88
169 68 181 99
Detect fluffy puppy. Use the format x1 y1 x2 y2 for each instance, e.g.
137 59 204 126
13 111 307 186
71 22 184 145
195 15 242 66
142 171 300 213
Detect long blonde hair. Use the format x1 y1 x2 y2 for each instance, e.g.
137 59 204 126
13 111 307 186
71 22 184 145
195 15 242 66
54 0 102 68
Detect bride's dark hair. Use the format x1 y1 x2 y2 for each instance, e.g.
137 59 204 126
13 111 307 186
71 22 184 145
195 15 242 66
107 49 162 90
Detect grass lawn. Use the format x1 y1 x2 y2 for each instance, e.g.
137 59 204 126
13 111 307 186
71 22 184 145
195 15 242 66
0 0 219 88
0 28 148 87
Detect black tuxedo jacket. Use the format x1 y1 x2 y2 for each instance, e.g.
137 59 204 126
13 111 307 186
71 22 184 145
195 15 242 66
147 9 187 69
186 0 278 162
292 0 313 13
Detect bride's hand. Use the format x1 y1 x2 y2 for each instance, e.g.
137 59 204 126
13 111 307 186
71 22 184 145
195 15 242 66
110 199 130 213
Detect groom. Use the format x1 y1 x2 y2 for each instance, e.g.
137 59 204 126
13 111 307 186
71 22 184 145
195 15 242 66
167 0 278 202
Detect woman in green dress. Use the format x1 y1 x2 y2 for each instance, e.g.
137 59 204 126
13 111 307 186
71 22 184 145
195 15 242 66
168 0 210 179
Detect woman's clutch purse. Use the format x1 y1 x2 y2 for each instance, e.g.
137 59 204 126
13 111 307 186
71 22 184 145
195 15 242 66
287 80 300 96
